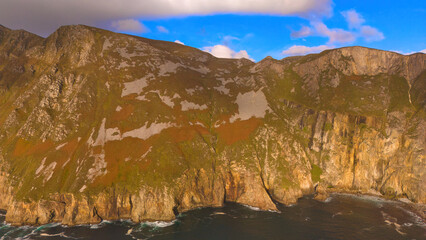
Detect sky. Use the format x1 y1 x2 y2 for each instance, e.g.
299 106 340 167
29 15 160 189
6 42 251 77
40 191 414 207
0 0 425 62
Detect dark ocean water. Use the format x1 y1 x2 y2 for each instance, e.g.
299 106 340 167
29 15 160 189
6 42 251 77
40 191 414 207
1 193 425 240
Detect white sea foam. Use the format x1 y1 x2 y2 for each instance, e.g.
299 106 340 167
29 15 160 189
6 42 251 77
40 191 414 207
211 212 226 216
15 223 62 240
242 204 261 211
332 193 390 204
90 220 112 229
90 224 101 229
395 205 426 229
241 204 280 213
382 211 406 235
119 219 133 223
39 232 77 238
142 220 176 228
332 212 343 218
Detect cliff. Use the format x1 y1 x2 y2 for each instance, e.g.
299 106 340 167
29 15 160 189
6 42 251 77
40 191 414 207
0 24 425 225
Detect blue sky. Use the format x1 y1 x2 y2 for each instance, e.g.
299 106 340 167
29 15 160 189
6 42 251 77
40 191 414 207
128 0 426 61
1 0 425 61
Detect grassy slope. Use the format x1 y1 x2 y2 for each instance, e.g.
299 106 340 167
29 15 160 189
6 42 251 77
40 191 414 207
0 25 424 202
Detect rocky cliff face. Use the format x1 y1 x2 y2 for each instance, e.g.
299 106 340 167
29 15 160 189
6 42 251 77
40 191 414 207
0 24 424 226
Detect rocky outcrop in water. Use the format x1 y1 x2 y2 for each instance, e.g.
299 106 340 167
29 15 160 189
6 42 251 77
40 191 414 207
0 24 424 225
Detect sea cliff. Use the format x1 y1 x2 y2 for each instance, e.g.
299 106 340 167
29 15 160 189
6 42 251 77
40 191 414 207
0 24 424 225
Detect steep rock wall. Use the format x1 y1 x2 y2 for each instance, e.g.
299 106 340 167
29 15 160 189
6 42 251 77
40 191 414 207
0 25 424 225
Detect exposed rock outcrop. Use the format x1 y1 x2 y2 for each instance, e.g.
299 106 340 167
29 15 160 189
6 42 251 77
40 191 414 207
0 24 424 225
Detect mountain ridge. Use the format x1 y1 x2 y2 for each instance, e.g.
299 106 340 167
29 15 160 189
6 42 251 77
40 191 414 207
2 24 425 62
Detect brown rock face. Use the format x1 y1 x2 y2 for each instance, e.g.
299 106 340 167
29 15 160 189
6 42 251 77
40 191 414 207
225 168 277 211
0 24 424 225
177 168 225 211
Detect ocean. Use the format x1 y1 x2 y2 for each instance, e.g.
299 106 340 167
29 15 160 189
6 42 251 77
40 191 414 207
1 193 425 239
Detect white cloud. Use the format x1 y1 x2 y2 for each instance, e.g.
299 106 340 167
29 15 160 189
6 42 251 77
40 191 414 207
0 0 332 36
392 49 426 55
282 45 333 56
291 22 356 44
312 22 356 44
157 25 169 33
341 10 365 29
223 35 240 45
291 10 384 44
291 26 313 38
233 50 252 59
202 44 253 61
360 25 384 42
244 33 254 38
111 18 148 33
174 40 185 45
